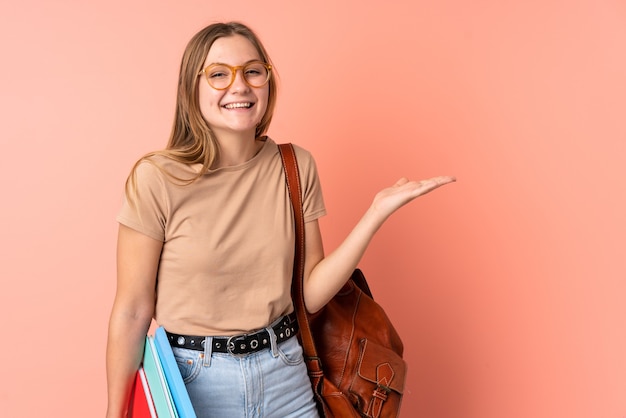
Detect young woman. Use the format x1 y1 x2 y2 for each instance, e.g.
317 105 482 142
106 21 454 418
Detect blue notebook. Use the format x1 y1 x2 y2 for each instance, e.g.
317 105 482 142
154 327 198 418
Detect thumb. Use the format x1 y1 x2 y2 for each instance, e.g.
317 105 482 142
393 177 410 187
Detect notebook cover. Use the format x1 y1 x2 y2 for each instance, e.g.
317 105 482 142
128 366 158 418
154 326 197 417
128 367 154 418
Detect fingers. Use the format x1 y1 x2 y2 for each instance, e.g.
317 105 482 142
420 176 456 188
394 176 456 190
416 176 455 197
391 176 455 201
392 177 410 187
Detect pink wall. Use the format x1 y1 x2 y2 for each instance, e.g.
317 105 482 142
1 1 624 417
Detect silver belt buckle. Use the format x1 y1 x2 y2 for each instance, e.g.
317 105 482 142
227 334 251 355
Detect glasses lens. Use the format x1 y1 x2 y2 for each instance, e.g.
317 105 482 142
243 62 270 87
206 65 233 89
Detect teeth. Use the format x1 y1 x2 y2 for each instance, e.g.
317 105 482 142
224 102 252 109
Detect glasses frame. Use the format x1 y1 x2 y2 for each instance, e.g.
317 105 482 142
198 61 273 90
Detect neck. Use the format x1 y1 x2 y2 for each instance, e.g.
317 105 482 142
213 131 263 168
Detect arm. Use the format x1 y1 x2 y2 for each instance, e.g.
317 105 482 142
106 224 163 418
303 176 455 313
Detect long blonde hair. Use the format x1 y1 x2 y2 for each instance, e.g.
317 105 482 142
126 22 278 200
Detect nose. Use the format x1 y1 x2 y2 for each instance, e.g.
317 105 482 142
230 68 250 92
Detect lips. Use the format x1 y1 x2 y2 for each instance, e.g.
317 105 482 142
223 102 253 109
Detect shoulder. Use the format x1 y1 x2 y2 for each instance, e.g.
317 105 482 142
290 144 320 175
126 156 165 194
264 138 321 178
268 138 316 164
131 153 198 186
291 143 315 161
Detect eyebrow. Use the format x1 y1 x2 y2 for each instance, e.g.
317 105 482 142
207 59 262 67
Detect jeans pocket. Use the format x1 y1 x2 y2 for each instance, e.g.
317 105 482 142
276 337 305 366
172 347 202 384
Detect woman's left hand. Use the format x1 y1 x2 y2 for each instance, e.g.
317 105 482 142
371 176 456 220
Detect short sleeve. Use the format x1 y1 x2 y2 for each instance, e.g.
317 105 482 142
116 160 168 242
293 145 327 223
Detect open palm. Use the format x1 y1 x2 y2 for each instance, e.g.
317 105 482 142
372 176 456 220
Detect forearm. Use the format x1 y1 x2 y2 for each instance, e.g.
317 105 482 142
305 206 386 313
105 307 153 418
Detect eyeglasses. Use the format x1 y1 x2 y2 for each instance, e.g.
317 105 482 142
198 61 272 90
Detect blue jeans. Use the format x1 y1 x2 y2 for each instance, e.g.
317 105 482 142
172 329 319 418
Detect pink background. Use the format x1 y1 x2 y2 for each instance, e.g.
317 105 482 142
1 1 625 417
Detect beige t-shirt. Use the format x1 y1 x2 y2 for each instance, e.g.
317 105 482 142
117 138 326 335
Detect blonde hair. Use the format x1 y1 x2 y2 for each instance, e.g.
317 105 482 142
126 22 278 201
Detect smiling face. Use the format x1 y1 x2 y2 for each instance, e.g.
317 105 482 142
198 35 270 141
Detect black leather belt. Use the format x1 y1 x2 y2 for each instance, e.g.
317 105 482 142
165 313 298 355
